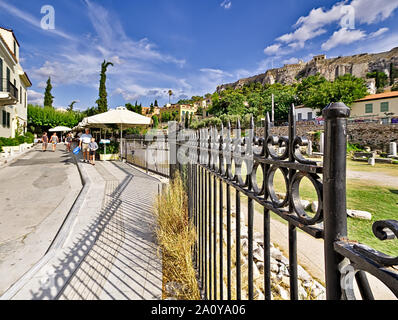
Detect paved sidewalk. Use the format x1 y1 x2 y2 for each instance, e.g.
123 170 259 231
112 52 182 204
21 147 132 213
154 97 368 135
0 145 81 295
4 160 163 300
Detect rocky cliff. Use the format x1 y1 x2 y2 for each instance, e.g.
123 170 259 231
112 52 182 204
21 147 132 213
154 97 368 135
217 47 398 93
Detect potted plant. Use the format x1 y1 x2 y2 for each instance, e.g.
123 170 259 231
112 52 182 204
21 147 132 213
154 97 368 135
98 141 120 161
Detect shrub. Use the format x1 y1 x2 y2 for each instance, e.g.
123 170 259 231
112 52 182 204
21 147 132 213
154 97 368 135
154 174 199 299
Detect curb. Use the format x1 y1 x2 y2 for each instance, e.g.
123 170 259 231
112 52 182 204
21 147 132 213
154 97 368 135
0 154 90 300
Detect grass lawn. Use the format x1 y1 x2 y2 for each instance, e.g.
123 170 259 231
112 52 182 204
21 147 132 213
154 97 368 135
347 159 398 177
250 163 398 256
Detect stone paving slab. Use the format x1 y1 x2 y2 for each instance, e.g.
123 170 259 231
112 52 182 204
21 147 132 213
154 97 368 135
6 159 162 300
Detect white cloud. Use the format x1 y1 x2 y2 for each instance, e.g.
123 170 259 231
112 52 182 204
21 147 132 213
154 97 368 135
264 44 281 55
368 27 389 39
321 28 366 51
351 0 398 24
220 1 232 9
269 0 398 53
0 0 75 40
27 89 44 105
283 57 300 64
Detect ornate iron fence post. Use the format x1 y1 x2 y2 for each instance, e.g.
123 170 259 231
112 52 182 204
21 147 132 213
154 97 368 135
169 121 178 179
322 102 350 300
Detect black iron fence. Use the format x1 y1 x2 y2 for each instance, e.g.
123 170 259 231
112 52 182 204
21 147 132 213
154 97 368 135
127 102 398 300
0 79 18 100
123 136 170 177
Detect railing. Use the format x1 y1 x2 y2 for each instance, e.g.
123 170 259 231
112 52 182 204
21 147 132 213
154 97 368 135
123 136 170 178
128 103 398 300
0 79 18 101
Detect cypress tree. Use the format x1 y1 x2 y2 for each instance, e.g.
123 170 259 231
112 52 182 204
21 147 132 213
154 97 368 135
96 60 113 113
43 77 54 108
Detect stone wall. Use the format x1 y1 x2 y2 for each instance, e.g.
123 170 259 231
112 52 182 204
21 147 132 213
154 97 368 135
256 123 398 151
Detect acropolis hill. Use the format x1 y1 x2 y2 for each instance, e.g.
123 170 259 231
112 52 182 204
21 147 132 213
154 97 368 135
217 47 398 92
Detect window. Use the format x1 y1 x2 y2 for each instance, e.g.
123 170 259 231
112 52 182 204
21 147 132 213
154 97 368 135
365 103 373 113
381 102 389 112
2 110 10 128
13 41 16 56
297 113 302 121
20 86 22 103
2 110 6 127
307 112 313 120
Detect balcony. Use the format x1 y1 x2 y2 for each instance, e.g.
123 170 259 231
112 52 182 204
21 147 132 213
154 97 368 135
0 79 18 106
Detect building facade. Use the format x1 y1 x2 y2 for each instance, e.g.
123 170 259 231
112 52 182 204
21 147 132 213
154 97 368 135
0 27 31 138
350 91 398 124
295 105 320 122
159 104 197 122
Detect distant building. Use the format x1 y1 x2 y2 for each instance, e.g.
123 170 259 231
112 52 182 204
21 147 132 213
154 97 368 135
142 106 160 118
159 104 197 122
56 107 68 113
0 27 32 138
295 105 320 122
350 91 398 124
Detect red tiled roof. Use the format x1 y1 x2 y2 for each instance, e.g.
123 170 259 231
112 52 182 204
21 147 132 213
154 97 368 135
355 91 398 102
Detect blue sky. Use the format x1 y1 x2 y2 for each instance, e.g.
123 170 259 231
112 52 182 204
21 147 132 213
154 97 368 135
1 0 398 111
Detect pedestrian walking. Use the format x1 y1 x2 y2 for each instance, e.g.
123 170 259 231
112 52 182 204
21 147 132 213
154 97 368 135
88 137 99 166
79 128 92 163
65 133 73 152
50 133 59 152
42 132 48 152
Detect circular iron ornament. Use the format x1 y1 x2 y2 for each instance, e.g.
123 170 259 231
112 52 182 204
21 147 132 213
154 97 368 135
293 136 318 165
236 158 251 188
227 158 236 181
252 137 265 157
266 166 290 208
251 162 265 196
289 172 323 225
266 136 289 160
339 259 398 299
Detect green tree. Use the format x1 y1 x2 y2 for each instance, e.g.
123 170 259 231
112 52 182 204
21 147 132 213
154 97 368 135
154 100 158 107
367 71 388 89
208 91 246 117
67 100 77 112
43 77 54 108
152 115 159 128
331 74 368 106
150 103 154 114
96 60 114 113
161 112 171 123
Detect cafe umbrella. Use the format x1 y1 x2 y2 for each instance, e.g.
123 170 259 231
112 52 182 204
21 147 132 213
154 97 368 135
79 106 151 159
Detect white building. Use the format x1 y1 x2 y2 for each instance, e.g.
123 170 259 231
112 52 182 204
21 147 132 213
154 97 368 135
0 27 32 138
295 105 320 122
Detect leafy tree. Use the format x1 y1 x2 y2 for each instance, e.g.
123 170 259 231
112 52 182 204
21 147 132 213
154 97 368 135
67 100 77 112
390 63 398 86
330 74 368 107
28 104 84 133
367 71 388 89
154 100 158 107
43 77 54 108
208 91 246 117
161 112 172 123
392 83 398 91
150 103 155 114
96 60 114 113
152 115 159 128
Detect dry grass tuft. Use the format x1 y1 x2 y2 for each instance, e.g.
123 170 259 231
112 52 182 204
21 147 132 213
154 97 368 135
154 174 200 300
